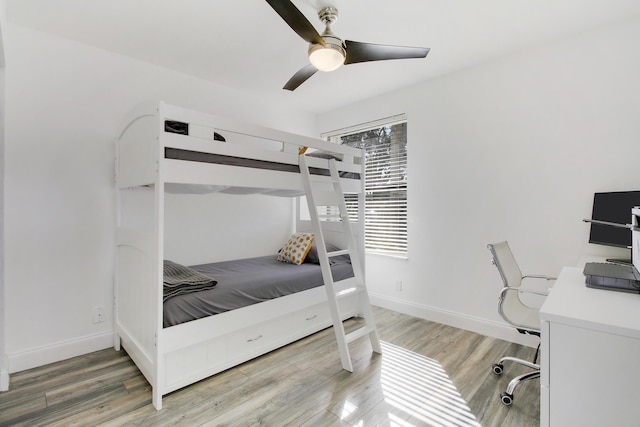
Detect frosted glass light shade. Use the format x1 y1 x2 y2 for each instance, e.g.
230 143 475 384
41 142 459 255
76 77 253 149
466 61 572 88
309 46 344 72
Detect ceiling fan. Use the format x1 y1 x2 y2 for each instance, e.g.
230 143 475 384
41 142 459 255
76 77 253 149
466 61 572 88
265 0 430 91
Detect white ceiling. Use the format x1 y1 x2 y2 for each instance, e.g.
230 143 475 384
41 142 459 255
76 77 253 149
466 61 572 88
7 0 640 114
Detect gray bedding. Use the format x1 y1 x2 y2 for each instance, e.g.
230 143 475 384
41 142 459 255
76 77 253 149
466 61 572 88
163 255 353 327
163 260 217 302
164 147 361 180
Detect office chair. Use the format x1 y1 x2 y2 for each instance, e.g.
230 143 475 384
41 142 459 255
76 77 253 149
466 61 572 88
487 241 556 406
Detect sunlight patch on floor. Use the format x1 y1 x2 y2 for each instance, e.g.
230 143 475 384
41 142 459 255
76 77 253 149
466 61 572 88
341 400 359 419
379 341 480 427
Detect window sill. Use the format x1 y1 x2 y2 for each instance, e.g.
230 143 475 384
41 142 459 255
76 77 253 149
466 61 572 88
366 251 408 261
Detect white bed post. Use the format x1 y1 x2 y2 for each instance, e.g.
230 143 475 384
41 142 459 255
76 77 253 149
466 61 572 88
151 179 164 410
113 136 121 353
152 104 167 410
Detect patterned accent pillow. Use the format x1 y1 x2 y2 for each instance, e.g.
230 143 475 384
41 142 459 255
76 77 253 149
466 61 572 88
277 232 315 265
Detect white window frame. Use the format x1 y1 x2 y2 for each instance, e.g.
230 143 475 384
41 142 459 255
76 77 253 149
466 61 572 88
322 114 408 258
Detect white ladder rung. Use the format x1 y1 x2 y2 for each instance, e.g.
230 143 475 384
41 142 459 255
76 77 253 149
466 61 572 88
327 249 350 257
345 325 375 344
335 286 366 300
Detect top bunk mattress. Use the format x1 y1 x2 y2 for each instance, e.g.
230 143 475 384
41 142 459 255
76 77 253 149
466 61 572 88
163 255 353 327
164 147 361 180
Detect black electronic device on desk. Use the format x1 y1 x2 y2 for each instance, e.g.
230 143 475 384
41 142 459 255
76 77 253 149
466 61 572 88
584 190 640 265
583 262 640 293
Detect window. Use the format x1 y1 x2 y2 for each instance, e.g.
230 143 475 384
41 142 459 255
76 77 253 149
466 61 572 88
325 116 408 257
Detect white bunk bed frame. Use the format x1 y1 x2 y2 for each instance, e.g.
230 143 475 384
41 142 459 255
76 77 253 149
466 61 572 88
114 102 366 410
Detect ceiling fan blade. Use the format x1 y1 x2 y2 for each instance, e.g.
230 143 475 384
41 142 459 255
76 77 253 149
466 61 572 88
283 64 318 91
344 40 430 65
265 0 325 46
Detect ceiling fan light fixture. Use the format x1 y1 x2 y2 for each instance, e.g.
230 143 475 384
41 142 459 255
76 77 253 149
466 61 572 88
308 7 344 72
308 43 345 71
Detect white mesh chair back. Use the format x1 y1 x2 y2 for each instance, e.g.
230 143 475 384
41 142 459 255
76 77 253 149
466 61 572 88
487 241 539 332
489 241 522 288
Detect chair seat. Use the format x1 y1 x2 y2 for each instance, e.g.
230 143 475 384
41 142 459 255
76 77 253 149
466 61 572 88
503 303 539 331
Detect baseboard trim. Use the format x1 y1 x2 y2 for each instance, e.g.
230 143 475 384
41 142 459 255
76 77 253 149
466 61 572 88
4 296 536 376
8 330 114 374
0 368 9 391
370 293 539 348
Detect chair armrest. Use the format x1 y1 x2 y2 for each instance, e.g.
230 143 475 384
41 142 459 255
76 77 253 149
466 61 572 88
522 274 556 294
518 288 549 297
522 274 557 281
499 286 548 298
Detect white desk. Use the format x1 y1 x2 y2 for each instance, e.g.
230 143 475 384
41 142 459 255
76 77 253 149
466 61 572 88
539 266 640 427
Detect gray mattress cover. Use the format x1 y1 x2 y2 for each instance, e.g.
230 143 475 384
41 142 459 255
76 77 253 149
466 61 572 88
164 148 361 180
163 255 353 327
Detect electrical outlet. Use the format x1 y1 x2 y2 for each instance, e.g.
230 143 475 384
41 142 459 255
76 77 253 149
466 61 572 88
93 306 104 323
395 280 403 292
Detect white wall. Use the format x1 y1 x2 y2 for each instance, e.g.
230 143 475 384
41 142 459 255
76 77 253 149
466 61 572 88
4 13 640 375
3 24 317 372
0 0 6 390
163 191 297 266
318 16 640 345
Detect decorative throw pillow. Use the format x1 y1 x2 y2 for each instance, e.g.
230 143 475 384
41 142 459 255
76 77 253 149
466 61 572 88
304 243 351 265
277 232 315 265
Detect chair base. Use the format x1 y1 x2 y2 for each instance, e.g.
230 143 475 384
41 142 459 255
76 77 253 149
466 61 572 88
492 356 541 406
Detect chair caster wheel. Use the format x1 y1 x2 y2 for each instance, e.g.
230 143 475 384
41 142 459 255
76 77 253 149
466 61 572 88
492 363 503 375
500 391 513 406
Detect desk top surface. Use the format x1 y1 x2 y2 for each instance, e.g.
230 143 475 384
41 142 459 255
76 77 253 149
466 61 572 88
540 266 640 339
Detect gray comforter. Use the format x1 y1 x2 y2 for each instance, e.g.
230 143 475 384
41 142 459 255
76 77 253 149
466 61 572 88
163 255 353 327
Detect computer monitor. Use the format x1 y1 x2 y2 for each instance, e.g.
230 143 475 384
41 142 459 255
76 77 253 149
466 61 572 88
589 191 640 250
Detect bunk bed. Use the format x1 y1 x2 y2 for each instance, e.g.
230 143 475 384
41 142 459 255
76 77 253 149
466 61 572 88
114 102 366 409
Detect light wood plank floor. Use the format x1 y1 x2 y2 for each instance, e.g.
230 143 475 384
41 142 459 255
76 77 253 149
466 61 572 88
0 307 539 426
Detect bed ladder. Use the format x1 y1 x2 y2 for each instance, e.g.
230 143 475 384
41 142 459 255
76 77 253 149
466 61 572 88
299 154 381 372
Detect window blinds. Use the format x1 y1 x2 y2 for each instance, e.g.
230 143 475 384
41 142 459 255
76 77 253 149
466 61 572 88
327 120 408 257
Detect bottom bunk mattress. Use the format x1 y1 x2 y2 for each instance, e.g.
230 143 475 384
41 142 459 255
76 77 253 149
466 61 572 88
163 254 353 327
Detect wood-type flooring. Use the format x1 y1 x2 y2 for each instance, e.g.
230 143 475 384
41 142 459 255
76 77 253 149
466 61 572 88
0 307 540 426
